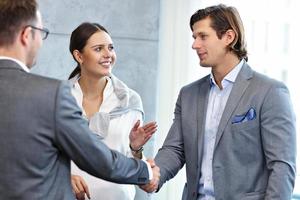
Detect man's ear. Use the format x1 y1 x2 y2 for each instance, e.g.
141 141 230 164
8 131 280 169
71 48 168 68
20 26 32 46
224 29 236 46
73 50 83 64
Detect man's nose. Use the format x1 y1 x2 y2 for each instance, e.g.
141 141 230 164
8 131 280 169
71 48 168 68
192 38 201 50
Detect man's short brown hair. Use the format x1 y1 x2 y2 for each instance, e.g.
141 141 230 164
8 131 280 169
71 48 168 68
0 0 38 46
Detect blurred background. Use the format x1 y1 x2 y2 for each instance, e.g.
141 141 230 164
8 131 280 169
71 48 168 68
35 0 299 199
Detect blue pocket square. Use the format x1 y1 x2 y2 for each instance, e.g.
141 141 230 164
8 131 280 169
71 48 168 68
232 107 256 124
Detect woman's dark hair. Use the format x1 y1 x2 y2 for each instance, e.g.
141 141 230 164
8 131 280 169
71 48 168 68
68 22 109 79
190 4 248 61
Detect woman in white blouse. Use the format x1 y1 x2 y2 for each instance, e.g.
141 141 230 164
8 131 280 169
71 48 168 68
68 22 157 200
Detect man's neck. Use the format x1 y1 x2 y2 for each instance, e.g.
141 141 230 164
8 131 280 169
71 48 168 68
0 47 30 72
212 55 240 88
0 45 25 63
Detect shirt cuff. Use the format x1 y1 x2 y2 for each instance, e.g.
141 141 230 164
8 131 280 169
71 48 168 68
141 157 153 181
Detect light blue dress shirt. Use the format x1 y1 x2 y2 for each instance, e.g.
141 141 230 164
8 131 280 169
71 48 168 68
198 60 244 200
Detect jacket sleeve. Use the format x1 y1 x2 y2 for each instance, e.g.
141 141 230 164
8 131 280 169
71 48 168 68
261 82 296 199
54 81 149 185
155 88 186 190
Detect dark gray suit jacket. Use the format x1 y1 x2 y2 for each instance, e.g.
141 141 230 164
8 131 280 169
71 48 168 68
155 63 296 200
0 59 149 199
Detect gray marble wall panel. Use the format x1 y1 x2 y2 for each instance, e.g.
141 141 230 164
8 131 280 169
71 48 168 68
34 1 160 199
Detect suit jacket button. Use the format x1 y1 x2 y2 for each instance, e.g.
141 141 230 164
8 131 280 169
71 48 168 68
192 191 196 196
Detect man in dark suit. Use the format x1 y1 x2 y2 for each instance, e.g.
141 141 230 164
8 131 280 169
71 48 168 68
143 4 296 200
0 0 159 199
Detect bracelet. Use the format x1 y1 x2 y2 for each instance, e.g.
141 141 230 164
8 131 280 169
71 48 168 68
129 144 144 154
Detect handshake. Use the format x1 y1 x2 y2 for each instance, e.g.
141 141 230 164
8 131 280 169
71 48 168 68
140 159 160 193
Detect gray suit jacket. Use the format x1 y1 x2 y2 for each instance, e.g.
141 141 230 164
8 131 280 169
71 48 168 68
0 59 149 199
155 62 296 200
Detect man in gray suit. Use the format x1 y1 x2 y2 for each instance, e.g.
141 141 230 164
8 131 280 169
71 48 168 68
144 4 296 200
0 0 159 199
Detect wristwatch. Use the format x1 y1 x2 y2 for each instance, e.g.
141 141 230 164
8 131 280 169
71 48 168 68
129 144 144 154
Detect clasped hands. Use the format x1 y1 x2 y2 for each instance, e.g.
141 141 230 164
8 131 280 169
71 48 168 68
139 159 160 193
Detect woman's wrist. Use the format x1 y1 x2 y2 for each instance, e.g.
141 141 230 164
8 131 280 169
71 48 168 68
129 143 144 154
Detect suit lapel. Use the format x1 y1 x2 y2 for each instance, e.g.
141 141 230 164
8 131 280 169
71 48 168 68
197 76 211 166
214 63 253 148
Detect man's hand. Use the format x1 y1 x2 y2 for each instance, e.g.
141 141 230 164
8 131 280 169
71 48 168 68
71 174 90 200
140 159 160 193
129 120 157 151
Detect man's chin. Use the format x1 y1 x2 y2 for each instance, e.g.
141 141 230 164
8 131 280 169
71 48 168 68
200 61 210 68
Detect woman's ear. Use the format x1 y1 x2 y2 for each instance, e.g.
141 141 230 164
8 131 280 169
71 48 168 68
73 50 82 65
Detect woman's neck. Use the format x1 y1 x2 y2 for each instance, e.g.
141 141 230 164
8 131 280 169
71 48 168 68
78 74 107 99
78 74 108 119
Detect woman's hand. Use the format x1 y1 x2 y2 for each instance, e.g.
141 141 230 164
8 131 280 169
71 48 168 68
129 120 157 151
71 174 90 200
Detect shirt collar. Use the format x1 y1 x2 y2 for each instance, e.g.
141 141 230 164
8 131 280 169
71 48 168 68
210 59 244 88
0 56 30 72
